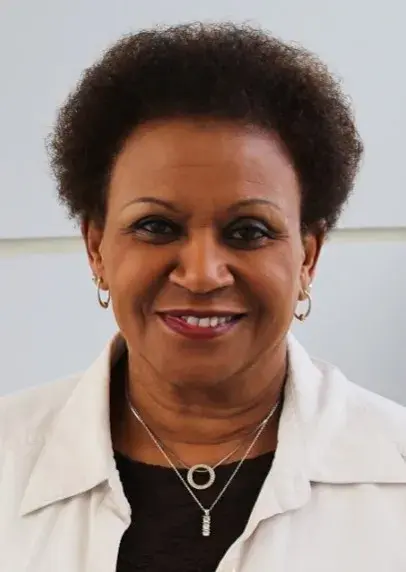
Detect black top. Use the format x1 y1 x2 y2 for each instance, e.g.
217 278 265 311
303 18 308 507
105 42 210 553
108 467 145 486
115 450 274 572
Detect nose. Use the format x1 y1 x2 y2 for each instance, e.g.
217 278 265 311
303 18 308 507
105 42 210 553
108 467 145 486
169 231 234 294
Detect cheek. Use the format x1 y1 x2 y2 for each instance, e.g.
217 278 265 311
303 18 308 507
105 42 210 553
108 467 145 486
103 240 162 318
249 246 302 318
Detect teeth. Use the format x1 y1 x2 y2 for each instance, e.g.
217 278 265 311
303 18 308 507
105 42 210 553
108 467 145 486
181 316 234 328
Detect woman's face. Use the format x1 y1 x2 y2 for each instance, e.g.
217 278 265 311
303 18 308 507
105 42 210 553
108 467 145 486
85 119 322 385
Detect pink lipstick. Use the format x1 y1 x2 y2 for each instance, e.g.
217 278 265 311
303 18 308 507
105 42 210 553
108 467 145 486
159 312 244 340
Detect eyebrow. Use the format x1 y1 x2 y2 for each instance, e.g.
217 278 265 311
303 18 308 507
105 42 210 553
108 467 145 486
227 198 282 212
123 196 281 213
122 196 181 213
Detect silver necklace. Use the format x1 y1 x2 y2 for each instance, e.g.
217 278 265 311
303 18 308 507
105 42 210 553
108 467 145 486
126 395 280 537
138 416 270 491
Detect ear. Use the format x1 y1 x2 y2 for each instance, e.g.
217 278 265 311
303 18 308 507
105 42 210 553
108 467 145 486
299 224 326 297
81 219 106 285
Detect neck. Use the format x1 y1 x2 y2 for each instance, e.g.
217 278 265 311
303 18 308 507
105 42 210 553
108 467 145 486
112 341 287 466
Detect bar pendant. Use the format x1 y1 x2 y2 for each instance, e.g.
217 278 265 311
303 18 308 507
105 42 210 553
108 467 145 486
202 511 211 537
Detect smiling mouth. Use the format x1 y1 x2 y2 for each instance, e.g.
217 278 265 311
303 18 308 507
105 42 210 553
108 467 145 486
174 315 236 327
157 312 245 339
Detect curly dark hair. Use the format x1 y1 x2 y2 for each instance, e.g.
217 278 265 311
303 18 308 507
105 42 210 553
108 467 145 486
48 22 363 232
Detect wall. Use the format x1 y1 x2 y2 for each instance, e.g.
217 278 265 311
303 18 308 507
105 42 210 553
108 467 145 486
1 0 405 401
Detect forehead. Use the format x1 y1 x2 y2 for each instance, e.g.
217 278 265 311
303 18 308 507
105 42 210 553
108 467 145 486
109 119 301 213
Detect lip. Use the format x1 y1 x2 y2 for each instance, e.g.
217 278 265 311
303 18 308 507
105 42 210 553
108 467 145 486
157 311 245 340
157 309 246 317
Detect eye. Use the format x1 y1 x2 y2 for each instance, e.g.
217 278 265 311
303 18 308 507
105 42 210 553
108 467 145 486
129 216 181 243
225 218 275 248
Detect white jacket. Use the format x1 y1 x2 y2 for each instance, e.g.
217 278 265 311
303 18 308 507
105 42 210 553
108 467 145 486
1 334 406 572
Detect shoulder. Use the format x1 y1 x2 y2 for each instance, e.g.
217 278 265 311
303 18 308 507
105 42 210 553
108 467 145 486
0 374 82 449
313 356 406 454
0 334 121 453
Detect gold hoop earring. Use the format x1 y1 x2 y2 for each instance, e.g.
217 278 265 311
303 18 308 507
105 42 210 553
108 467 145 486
94 276 110 309
294 287 312 322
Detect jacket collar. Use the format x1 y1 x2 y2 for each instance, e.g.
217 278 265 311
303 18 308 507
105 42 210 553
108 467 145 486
20 335 129 518
285 335 406 485
20 333 406 518
243 335 406 534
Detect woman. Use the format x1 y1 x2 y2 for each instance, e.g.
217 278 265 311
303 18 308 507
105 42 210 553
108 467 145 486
1 22 406 572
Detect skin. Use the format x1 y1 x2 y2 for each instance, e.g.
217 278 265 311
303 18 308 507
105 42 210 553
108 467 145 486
83 118 324 467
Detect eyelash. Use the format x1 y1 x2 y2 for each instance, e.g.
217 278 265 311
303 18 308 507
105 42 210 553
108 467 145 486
128 216 278 248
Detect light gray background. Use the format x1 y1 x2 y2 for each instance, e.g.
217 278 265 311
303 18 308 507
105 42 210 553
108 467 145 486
1 1 405 401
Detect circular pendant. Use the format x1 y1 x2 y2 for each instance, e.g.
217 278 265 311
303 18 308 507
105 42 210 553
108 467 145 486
187 464 216 490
